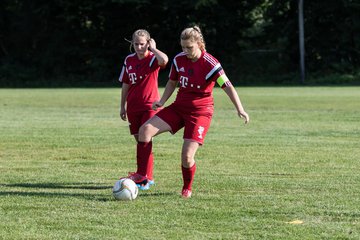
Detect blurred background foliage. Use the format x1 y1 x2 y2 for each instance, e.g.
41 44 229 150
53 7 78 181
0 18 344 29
0 0 359 87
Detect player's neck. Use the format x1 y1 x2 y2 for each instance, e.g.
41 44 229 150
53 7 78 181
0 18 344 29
137 50 149 60
190 50 202 62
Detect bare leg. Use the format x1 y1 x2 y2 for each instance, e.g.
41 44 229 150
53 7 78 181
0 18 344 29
138 115 172 142
181 139 200 168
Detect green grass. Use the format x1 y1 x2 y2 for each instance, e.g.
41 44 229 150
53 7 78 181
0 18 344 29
1 87 360 239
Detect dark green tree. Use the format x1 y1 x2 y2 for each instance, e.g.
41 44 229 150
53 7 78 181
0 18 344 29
0 0 359 86
262 0 359 75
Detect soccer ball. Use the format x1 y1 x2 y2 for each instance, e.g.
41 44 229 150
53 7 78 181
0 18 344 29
112 178 138 201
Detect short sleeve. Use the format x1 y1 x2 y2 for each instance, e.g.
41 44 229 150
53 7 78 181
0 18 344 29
119 62 129 83
168 59 179 80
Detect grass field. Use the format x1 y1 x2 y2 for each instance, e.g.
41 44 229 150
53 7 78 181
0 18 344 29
0 87 359 239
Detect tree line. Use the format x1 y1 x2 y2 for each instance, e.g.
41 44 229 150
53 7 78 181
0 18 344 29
0 0 359 87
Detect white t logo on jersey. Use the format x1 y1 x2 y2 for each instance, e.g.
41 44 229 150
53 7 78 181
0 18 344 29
197 126 204 139
129 73 137 84
180 76 188 88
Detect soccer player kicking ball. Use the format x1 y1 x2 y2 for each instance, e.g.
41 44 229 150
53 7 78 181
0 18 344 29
127 26 249 198
119 29 168 190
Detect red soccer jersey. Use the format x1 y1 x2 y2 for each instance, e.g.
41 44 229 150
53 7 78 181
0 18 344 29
169 51 228 110
119 52 161 113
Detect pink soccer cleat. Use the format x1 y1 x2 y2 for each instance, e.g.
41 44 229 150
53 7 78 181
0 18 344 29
181 189 192 199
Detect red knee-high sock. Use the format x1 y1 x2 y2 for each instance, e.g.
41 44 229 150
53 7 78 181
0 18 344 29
136 141 152 178
147 152 154 180
182 163 196 190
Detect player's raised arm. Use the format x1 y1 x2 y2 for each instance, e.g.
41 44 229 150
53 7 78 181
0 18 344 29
148 38 168 67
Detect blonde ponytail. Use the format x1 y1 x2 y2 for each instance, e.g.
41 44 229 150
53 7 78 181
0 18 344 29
180 25 206 51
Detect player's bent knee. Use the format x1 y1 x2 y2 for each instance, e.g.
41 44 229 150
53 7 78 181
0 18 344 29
138 123 155 142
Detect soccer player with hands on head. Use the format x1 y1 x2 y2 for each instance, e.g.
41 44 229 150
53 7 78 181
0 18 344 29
125 25 249 198
119 29 168 190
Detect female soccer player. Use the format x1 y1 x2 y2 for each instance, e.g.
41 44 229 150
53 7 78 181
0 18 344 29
119 29 168 190
128 26 249 198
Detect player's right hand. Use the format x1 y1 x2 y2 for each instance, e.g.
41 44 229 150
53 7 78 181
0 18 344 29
152 101 163 111
120 109 127 121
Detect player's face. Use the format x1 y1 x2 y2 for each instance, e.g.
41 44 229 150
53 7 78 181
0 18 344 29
133 36 149 58
181 39 201 61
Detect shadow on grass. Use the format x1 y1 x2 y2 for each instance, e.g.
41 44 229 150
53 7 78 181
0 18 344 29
0 190 107 199
0 182 112 190
0 182 176 200
0 182 112 201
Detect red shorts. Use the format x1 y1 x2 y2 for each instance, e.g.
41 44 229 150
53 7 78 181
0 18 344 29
156 103 213 145
127 110 158 135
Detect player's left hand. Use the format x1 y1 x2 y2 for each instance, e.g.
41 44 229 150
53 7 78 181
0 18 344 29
148 38 156 51
238 111 249 124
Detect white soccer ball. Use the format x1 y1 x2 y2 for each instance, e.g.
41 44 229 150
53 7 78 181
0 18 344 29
112 178 138 201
